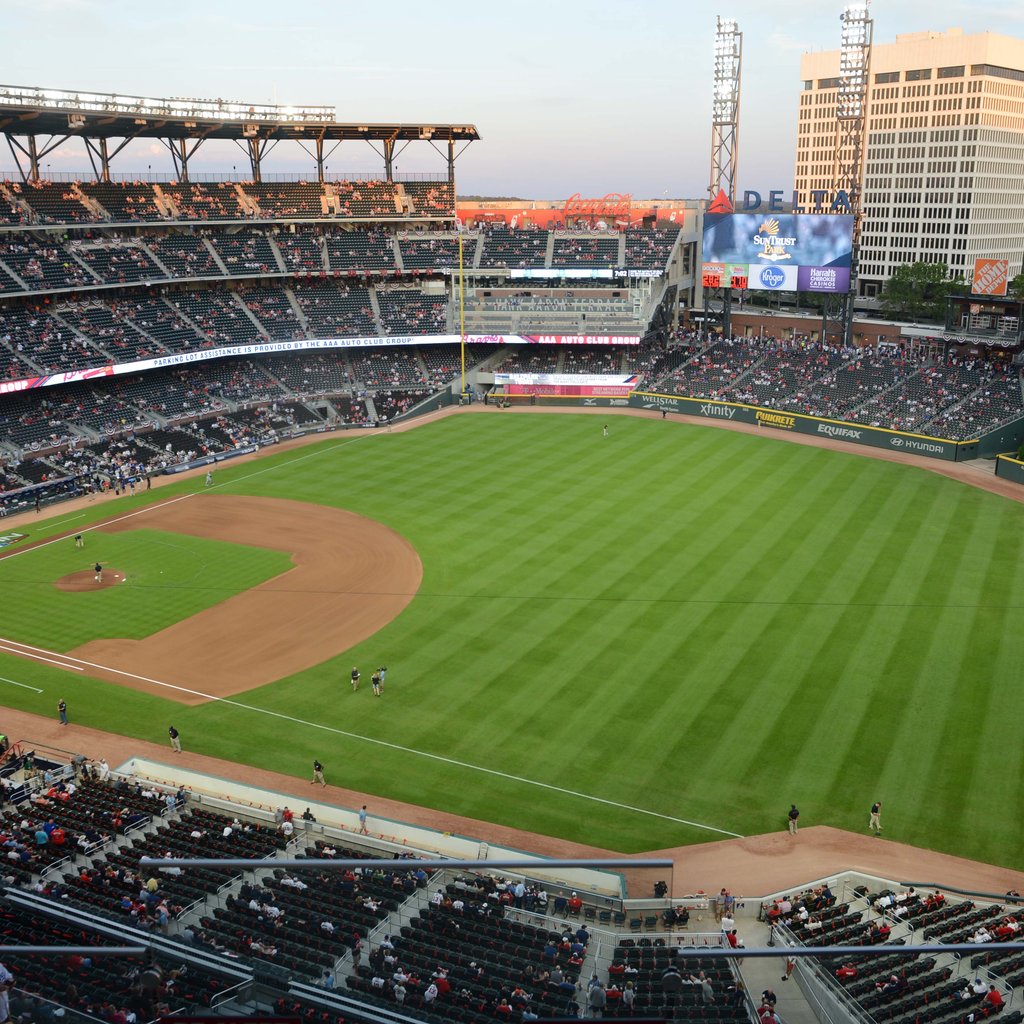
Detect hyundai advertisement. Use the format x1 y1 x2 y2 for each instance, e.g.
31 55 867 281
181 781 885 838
701 213 854 293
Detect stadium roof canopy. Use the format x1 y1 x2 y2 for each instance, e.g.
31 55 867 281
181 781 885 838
0 84 479 182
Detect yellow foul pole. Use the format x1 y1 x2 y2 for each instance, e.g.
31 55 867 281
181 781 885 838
458 230 466 395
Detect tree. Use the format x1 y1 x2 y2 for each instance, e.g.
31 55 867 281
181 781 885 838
880 261 962 321
1008 272 1024 300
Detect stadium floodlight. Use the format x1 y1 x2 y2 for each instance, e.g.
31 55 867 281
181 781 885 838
709 15 742 198
0 83 336 123
822 0 873 350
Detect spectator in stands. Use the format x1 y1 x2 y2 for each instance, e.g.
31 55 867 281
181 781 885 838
985 986 1005 1013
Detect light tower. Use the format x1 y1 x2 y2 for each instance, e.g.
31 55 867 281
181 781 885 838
706 16 743 339
822 1 873 347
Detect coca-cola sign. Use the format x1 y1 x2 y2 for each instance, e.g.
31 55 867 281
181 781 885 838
563 192 632 219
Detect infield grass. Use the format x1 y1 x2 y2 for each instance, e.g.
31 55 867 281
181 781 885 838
0 528 292 649
2 413 1023 867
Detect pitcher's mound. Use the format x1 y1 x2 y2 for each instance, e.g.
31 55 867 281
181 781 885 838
55 569 126 592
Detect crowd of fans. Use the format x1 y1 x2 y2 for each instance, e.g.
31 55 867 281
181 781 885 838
0 226 681 299
1 179 457 225
644 332 1024 441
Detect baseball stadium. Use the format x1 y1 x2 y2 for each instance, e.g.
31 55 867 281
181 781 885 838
1 5 1024 1024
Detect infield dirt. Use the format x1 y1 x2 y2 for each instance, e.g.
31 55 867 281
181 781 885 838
66 495 422 704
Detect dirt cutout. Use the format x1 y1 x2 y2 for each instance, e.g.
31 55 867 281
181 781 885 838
55 569 126 592
67 495 421 705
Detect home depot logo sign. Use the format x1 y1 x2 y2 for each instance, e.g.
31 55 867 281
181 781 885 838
971 258 1009 297
563 193 632 219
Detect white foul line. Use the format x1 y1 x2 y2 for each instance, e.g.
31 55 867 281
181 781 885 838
0 634 743 839
0 642 84 672
0 675 44 693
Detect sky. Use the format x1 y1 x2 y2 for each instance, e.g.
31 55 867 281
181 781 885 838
2 0 1021 199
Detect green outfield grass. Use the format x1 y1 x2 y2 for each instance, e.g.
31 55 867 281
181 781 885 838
0 528 293 649
2 413 1023 868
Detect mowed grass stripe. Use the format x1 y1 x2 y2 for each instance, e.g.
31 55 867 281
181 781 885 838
8 414 1024 864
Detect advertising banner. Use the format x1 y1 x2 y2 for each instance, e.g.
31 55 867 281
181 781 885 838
507 383 634 397
0 334 643 394
495 372 639 388
498 372 638 396
702 213 853 293
629 392 965 461
749 265 799 292
971 258 1010 296
797 265 851 293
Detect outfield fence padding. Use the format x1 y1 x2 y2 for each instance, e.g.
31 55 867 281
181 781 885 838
995 454 1024 485
629 392 976 461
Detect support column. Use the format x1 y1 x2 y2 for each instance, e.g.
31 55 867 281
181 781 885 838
248 138 262 182
383 137 394 183
99 138 111 182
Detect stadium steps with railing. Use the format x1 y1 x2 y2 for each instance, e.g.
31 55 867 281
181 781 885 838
138 238 175 279
0 256 28 291
151 184 178 219
232 291 272 340
284 286 312 337
202 237 231 275
0 183 32 223
265 234 289 274
544 231 555 268
368 287 383 334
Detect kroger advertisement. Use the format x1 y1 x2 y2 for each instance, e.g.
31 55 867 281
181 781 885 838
702 213 853 293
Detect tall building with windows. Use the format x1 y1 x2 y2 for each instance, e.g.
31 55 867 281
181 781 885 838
795 28 1024 297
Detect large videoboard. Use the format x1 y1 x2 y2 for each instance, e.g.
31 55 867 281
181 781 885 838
702 213 854 293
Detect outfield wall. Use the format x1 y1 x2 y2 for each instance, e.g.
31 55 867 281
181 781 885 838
629 392 975 462
995 454 1024 486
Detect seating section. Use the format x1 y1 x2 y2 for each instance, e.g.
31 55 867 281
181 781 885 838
277 230 327 273
374 388 430 421
146 233 221 278
377 290 447 335
399 237 462 271
161 182 248 221
604 941 748 1021
0 236 98 290
0 897 235 1019
625 228 680 269
72 241 165 286
171 292 263 346
325 230 395 272
80 182 164 222
243 183 326 219
241 287 302 339
551 236 620 268
480 228 548 269
292 284 375 337
208 231 280 275
8 182 93 224
404 181 456 217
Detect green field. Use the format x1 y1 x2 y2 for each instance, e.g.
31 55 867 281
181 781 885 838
2 413 1023 867
0 528 293 650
